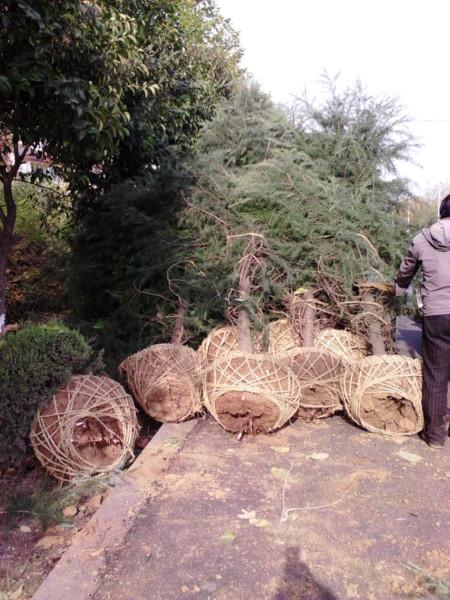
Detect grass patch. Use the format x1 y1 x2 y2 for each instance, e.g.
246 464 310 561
4 472 121 530
403 562 450 599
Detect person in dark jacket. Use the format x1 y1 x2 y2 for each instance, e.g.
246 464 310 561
395 195 450 448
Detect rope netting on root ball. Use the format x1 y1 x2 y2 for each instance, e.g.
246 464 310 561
119 343 203 423
340 355 424 435
203 352 301 435
266 319 300 354
30 375 139 482
199 325 240 365
315 328 369 364
279 348 345 419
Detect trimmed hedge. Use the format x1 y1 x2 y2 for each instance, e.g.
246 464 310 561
0 322 101 469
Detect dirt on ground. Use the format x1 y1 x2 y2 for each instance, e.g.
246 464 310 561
0 418 159 600
0 462 110 599
89 415 450 600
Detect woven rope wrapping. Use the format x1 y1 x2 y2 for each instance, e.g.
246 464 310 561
267 319 299 354
30 375 138 482
203 351 301 434
315 328 368 364
340 355 424 435
279 348 345 419
198 326 240 365
119 343 203 423
198 325 264 364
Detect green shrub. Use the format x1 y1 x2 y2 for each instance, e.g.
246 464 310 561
0 322 101 469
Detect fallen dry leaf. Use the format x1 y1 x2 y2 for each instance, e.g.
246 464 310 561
270 446 290 454
271 467 289 480
19 525 32 533
308 452 329 461
249 518 269 528
219 531 235 542
237 509 256 520
397 450 423 464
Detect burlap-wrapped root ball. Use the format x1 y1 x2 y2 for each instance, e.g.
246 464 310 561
266 319 299 354
340 355 424 435
315 328 368 364
279 348 345 419
30 375 139 482
203 352 301 434
119 343 203 423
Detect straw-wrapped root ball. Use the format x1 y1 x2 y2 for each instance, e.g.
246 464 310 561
203 352 301 434
198 326 264 365
266 319 299 354
30 375 139 482
281 348 345 419
119 343 203 423
315 328 368 364
340 355 424 435
198 326 241 365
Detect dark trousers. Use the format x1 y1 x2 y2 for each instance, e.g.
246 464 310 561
422 314 450 443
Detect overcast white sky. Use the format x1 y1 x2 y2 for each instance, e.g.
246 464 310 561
215 0 450 196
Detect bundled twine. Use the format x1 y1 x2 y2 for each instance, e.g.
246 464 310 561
30 375 138 482
203 351 301 433
340 355 423 435
119 343 203 422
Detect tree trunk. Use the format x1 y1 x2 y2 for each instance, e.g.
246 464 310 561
0 178 17 333
237 273 253 353
361 291 386 355
170 298 188 344
301 289 316 347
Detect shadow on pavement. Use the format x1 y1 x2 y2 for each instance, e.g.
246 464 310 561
273 546 337 600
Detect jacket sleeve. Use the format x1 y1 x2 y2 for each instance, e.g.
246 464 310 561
395 240 420 291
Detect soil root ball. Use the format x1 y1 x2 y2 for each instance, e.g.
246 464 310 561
30 375 139 482
315 328 368 363
279 348 345 419
340 355 424 435
203 352 301 434
119 343 203 423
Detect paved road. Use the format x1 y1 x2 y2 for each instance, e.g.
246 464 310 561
91 417 450 600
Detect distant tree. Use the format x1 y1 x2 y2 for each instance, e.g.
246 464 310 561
293 75 415 209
